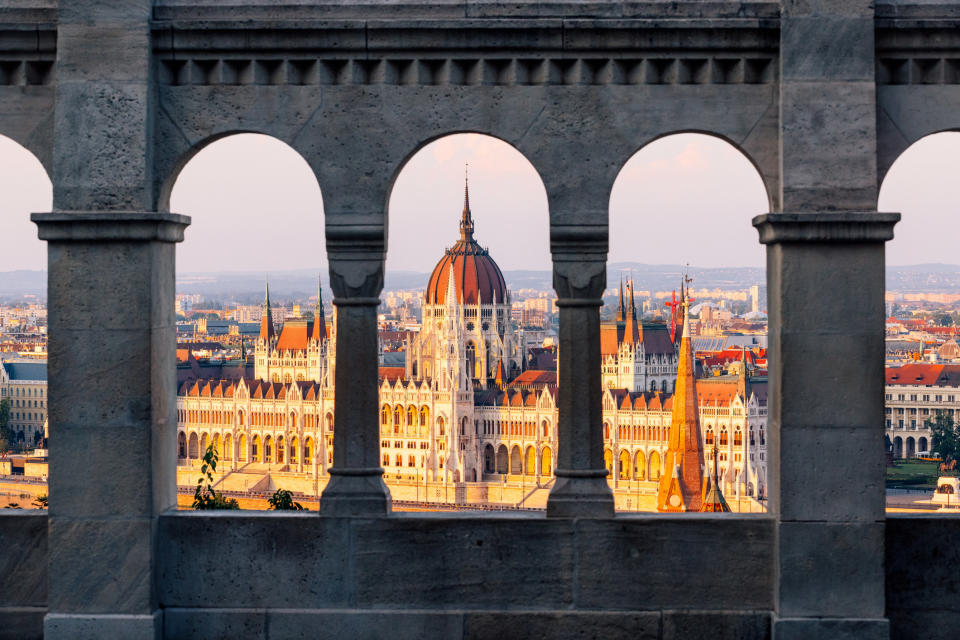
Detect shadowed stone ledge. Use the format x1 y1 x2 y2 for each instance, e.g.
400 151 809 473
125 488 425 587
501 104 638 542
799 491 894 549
752 212 900 244
32 212 191 243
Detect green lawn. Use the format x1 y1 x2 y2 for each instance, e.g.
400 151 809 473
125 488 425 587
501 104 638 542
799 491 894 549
886 459 941 490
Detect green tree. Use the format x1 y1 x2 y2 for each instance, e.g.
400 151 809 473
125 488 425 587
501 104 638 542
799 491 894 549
0 397 11 442
936 312 955 327
32 494 47 509
267 488 305 511
928 411 960 468
192 444 240 510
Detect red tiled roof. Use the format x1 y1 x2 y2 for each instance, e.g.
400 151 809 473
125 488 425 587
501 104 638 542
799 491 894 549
509 370 556 387
886 363 960 387
379 367 405 383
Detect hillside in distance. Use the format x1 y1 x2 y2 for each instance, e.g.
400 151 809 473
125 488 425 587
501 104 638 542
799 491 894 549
0 264 955 302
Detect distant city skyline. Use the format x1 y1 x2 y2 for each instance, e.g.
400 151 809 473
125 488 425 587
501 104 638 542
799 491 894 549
1 131 959 273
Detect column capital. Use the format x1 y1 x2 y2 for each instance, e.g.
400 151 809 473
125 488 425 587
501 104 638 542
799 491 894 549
326 217 385 300
551 223 607 301
32 212 190 243
752 212 900 245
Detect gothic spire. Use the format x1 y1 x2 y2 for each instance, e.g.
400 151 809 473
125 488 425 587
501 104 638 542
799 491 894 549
460 162 474 241
312 274 326 341
260 279 275 341
658 280 704 512
616 277 625 323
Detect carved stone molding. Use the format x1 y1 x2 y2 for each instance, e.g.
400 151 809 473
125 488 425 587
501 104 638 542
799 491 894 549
752 212 900 245
32 212 191 243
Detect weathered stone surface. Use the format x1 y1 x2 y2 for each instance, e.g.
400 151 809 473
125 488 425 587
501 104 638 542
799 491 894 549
163 608 267 640
44 611 161 640
772 617 889 640
47 518 153 614
662 610 770 640
158 513 350 609
576 517 774 610
464 611 660 640
0 514 46 608
0 607 44 640
270 610 463 640
886 516 960 613
779 426 885 522
778 522 885 618
353 515 575 608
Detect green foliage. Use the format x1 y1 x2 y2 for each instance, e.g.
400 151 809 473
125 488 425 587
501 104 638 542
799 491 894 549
886 459 939 489
935 312 955 327
267 488 305 511
0 398 12 451
192 444 239 510
928 411 960 468
4 502 21 509
32 494 47 509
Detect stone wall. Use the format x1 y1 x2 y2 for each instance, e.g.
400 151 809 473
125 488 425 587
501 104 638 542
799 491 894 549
1 1 960 638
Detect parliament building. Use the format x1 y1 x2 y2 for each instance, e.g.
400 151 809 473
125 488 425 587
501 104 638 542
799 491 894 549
176 180 768 508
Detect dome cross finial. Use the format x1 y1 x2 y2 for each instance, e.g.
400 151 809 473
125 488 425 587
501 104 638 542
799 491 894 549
460 162 474 240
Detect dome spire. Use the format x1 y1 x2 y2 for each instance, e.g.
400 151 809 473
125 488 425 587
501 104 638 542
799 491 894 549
460 162 474 241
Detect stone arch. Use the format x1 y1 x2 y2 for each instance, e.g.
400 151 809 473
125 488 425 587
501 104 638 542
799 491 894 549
496 444 508 474
437 416 446 436
879 131 960 265
894 436 903 459
290 436 299 464
223 433 233 461
603 448 613 475
541 420 550 438
212 433 222 457
264 435 273 462
525 446 536 476
919 436 929 454
200 432 210 455
510 445 522 475
394 406 403 430
276 435 285 463
252 434 262 462
649 450 662 481
305 437 315 464
484 444 495 473
607 131 775 217
420 405 429 427
619 449 631 480
325 413 333 432
188 432 199 459
177 432 186 458
906 436 916 459
238 434 248 462
381 404 391 426
540 446 552 475
634 450 646 480
385 132 550 287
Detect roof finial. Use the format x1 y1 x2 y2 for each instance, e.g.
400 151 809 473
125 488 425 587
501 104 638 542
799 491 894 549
460 162 474 240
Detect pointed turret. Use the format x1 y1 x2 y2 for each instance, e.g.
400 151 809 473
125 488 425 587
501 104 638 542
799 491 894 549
312 275 326 342
616 278 625 324
700 441 731 512
460 163 474 241
658 280 705 512
260 280 275 341
623 278 640 345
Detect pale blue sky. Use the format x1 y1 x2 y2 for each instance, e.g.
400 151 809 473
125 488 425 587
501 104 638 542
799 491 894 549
0 131 956 272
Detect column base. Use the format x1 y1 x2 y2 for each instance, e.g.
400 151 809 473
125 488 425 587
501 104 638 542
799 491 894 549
320 468 392 516
773 617 889 640
546 470 614 518
45 611 161 640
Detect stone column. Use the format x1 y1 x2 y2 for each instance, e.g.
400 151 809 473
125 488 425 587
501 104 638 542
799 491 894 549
546 223 614 518
755 214 898 640
35 213 189 639
319 220 391 515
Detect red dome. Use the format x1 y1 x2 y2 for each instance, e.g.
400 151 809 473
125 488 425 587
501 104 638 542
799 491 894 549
425 174 507 305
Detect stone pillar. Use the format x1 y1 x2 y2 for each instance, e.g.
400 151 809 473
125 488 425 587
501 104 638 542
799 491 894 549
546 223 614 518
754 213 898 640
320 220 391 515
35 213 189 639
